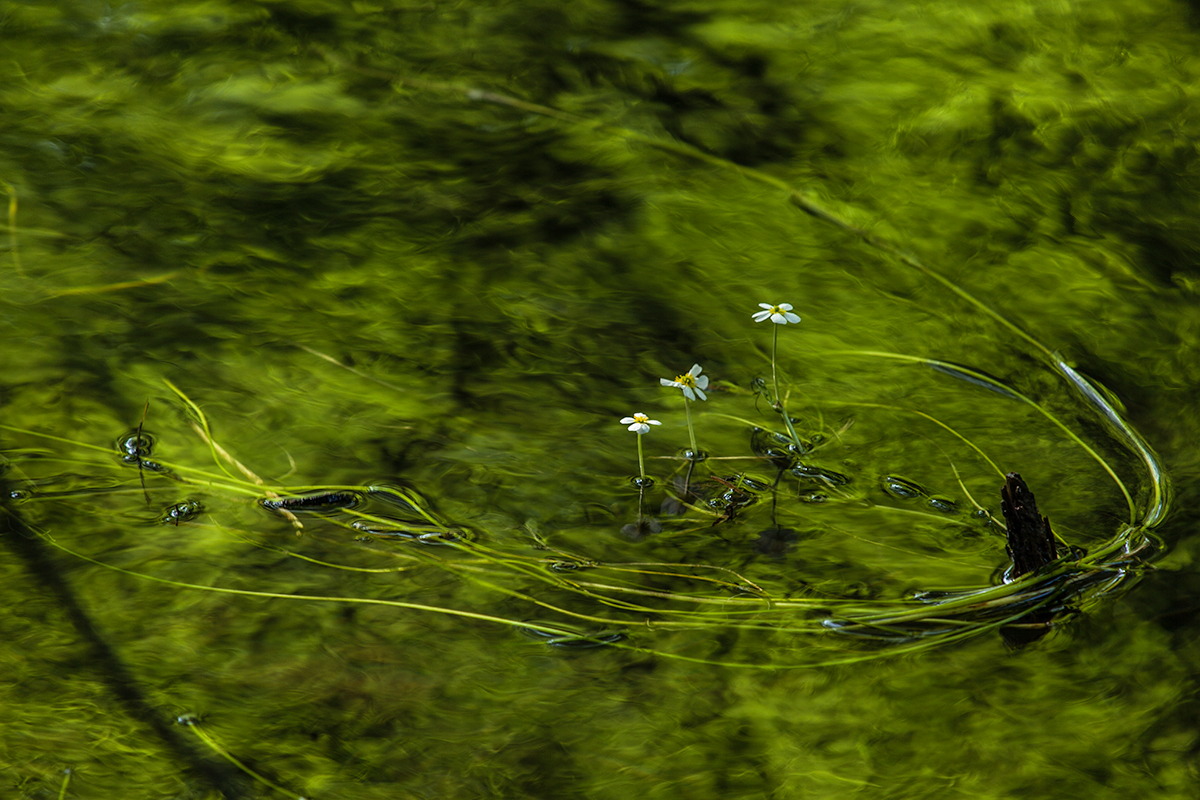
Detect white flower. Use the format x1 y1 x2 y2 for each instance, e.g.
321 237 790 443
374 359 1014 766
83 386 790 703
620 412 662 435
660 363 709 401
752 302 801 325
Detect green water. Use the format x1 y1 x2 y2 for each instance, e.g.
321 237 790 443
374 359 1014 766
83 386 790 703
3 1 1199 797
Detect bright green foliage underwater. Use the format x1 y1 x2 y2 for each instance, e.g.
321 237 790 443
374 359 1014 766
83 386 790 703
3 0 1200 798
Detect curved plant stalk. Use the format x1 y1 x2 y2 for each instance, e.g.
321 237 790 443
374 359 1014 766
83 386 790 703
829 350 1141 524
1055 359 1170 530
3 342 1167 665
55 769 71 800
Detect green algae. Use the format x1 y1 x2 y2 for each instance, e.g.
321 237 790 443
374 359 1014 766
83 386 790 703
3 0 1200 798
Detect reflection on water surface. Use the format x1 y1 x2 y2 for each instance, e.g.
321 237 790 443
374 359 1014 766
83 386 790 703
3 1 1200 797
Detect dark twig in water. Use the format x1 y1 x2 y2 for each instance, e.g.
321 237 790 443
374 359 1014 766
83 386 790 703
136 400 150 507
1000 472 1058 579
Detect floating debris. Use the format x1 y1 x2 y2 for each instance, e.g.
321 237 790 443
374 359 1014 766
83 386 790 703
261 490 363 513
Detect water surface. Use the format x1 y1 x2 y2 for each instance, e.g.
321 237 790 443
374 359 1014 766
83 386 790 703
3 1 1200 797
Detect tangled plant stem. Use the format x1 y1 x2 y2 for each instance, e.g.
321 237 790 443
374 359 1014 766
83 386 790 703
0 345 1167 675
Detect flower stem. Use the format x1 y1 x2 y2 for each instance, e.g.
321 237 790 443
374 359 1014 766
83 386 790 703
770 324 803 447
771 324 781 407
683 395 698 453
779 394 803 449
636 433 647 480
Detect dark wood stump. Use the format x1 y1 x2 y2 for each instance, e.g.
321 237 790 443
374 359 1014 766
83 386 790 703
999 472 1059 647
1000 472 1058 578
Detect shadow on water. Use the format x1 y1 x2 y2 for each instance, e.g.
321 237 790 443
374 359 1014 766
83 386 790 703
0 491 251 800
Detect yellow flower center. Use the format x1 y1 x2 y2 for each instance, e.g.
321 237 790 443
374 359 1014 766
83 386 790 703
674 373 696 388
769 305 784 315
633 413 649 423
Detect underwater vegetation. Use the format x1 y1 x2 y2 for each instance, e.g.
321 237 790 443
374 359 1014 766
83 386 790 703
1 270 1170 792
1 274 1169 670
5 2 1199 796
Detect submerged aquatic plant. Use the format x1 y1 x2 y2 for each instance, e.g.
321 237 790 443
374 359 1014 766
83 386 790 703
660 363 708 456
0 70 1174 698
0 334 1170 704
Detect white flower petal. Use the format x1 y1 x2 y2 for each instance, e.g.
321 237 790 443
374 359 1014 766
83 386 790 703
620 416 636 424
779 303 793 311
688 364 703 376
695 375 709 390
693 387 707 401
784 311 801 324
770 312 786 324
682 386 696 401
752 310 771 322
648 419 662 425
758 303 774 310
630 422 649 434
660 378 678 387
